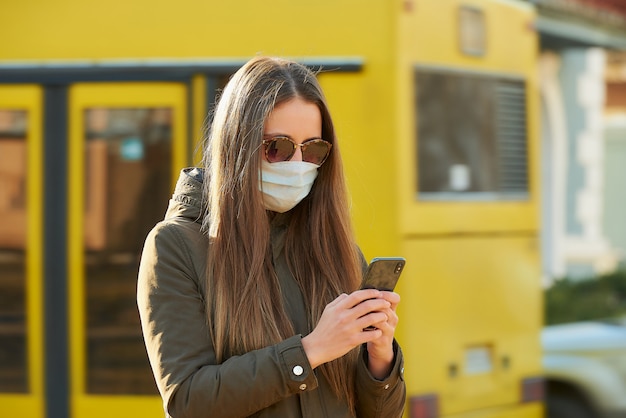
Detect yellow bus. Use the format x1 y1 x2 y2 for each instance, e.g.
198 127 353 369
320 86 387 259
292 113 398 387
0 0 543 417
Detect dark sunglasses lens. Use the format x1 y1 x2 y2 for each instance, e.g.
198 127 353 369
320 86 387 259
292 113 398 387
266 137 295 162
303 141 331 165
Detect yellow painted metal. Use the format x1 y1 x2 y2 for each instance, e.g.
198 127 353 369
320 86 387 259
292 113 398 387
398 235 542 415
68 83 187 418
444 402 542 418
0 0 391 60
0 85 44 418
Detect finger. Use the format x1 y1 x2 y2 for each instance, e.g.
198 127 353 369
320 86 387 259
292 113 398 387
387 310 399 327
327 293 349 309
379 291 400 302
345 289 382 307
379 291 401 310
352 298 391 320
373 316 396 334
357 311 389 331
360 328 384 341
370 309 399 334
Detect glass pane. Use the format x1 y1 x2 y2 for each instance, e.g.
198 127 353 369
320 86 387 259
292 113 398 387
459 6 486 56
416 71 498 194
415 70 528 200
84 108 171 394
0 109 28 393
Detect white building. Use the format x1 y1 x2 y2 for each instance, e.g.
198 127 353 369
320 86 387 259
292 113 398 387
531 0 626 281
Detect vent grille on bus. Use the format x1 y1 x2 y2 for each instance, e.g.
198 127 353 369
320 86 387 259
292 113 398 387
495 81 528 193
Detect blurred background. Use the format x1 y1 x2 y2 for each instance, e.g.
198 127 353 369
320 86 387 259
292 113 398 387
1 0 625 417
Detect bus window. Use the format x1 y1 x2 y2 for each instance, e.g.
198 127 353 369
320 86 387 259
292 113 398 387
415 69 528 200
0 109 28 393
83 108 171 394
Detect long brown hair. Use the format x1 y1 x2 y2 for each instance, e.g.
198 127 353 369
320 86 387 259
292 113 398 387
201 56 363 412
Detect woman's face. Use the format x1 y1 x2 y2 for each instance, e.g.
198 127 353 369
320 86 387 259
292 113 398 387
263 97 322 162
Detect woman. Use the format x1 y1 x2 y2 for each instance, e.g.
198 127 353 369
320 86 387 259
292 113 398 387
137 56 406 417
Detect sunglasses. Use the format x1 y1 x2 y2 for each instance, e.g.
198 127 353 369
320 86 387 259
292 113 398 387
262 136 332 165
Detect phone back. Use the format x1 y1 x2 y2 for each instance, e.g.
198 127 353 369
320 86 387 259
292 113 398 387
361 257 405 291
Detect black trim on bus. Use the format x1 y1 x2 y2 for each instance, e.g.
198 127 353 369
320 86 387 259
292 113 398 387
0 58 363 84
43 85 70 418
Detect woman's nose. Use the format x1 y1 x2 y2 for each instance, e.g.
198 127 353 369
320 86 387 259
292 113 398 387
291 145 303 162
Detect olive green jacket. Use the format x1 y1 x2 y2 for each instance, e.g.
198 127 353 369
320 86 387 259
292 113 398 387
137 168 406 418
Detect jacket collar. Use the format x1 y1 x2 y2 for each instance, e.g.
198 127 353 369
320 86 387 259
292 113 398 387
165 167 204 223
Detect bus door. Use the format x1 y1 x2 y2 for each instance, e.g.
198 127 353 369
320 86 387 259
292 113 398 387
68 83 187 418
0 85 44 418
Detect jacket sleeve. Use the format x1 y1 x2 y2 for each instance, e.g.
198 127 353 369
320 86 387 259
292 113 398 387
356 340 406 418
137 221 318 418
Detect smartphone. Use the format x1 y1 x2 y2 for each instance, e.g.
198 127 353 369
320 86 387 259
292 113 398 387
360 257 406 292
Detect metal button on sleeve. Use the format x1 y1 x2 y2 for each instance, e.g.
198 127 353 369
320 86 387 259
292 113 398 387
293 365 304 376
299 383 307 391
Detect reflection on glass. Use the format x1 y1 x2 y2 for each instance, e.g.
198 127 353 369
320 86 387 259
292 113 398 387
84 108 171 394
416 70 528 199
0 109 28 393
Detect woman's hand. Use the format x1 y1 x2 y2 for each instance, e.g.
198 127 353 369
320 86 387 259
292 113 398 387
365 291 400 379
301 289 391 369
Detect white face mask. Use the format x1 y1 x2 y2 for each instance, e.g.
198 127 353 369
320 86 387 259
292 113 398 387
259 160 319 213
